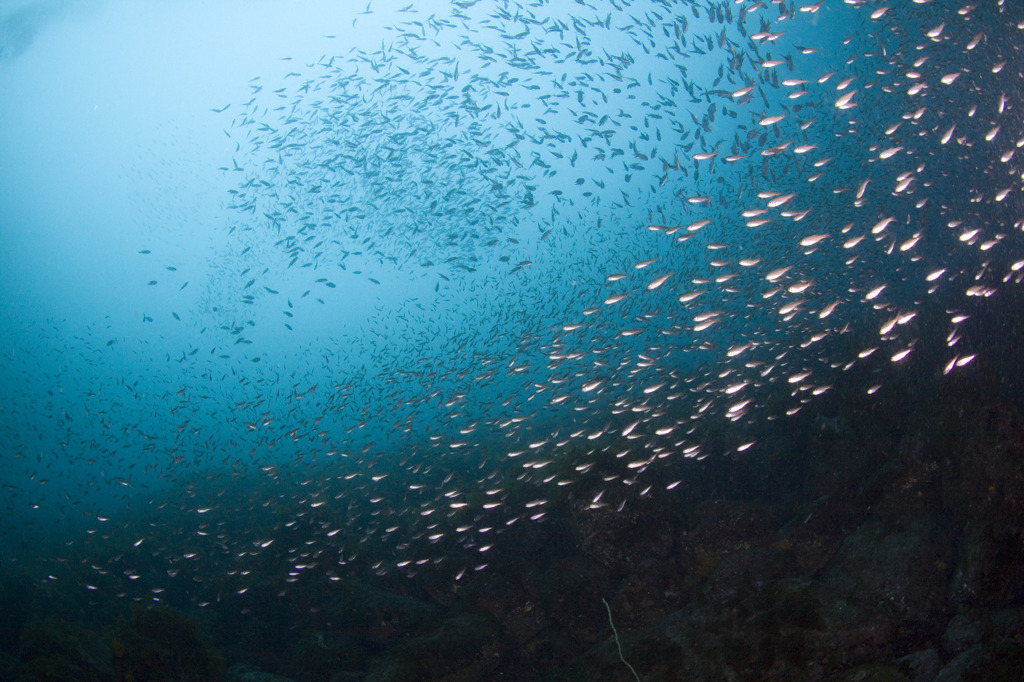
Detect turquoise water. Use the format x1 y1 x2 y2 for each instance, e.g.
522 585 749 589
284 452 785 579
0 0 1021 677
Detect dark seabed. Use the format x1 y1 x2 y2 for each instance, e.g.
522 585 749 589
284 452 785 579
1 0 1023 680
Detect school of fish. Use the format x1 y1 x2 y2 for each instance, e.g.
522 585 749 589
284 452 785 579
1 0 1022 605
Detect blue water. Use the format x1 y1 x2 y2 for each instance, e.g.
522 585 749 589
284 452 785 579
0 0 1021 675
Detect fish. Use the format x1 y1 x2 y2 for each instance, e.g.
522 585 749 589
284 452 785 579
3 0 1020 614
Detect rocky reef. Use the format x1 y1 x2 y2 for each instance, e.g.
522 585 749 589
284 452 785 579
3 313 1023 682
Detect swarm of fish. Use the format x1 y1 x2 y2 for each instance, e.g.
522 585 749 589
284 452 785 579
1 0 1021 603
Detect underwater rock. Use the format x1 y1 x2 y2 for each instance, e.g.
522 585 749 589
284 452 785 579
537 556 612 637
612 557 689 631
678 500 781 588
363 614 501 682
701 544 799 606
894 649 943 682
555 577 902 681
327 582 440 648
0 576 34 658
15 617 114 682
465 569 549 647
948 518 1024 609
113 604 225 682
774 436 890 580
940 606 1024 660
226 663 298 682
328 673 367 682
941 612 983 659
822 513 954 625
822 664 911 682
570 493 678 575
932 641 1024 682
0 652 16 682
939 401 1024 610
285 629 369 682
